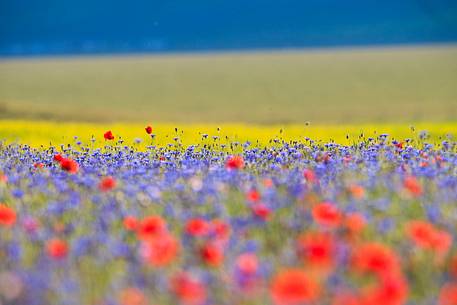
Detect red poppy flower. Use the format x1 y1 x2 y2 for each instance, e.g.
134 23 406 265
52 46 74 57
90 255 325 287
406 220 437 248
436 155 445 166
185 218 210 237
344 213 366 235
247 189 261 202
119 287 147 305
104 130 115 140
343 155 352 165
0 174 7 183
439 283 457 305
137 216 167 240
296 232 335 269
303 169 316 183
394 142 404 149
200 242 224 267
406 220 453 255
235 253 260 291
362 274 408 305
46 238 68 259
420 161 429 168
141 233 179 267
170 272 207 305
252 203 272 221
351 243 401 277
236 253 259 275
0 204 16 227
53 154 63 162
348 185 365 199
431 229 453 256
33 162 44 169
263 178 274 188
145 126 153 134
123 216 139 231
99 176 116 192
211 219 231 240
315 153 331 163
312 202 342 228
270 268 319 305
403 176 422 196
226 155 244 170
60 158 79 174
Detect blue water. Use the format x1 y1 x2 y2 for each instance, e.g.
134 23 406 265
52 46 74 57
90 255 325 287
1 0 457 56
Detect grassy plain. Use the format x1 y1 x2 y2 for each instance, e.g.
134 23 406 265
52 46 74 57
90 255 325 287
0 45 456 124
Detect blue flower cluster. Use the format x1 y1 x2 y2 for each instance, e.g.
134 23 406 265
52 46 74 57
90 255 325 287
0 135 456 305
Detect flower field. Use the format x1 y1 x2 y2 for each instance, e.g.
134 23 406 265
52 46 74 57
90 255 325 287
0 122 457 305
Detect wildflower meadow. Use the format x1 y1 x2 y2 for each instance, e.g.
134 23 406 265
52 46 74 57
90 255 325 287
2 1 457 304
0 125 456 305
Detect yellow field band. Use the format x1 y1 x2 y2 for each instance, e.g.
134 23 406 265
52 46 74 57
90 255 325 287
0 120 455 148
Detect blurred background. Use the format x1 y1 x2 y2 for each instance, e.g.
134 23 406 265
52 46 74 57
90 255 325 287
0 0 456 123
